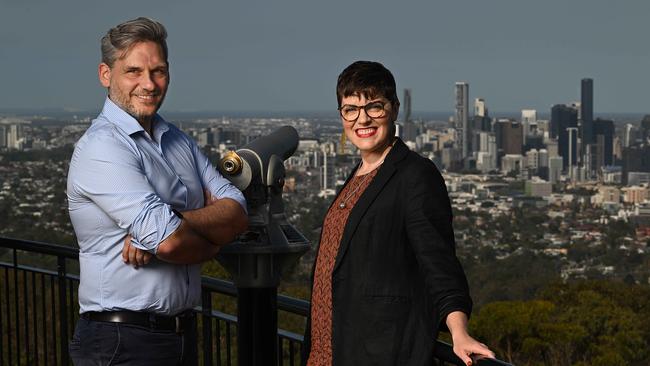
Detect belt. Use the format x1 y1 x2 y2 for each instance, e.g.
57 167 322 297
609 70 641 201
81 310 195 333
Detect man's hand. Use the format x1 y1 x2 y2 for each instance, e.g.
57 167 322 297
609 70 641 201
122 235 153 268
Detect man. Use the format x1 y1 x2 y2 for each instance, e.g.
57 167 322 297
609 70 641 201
67 17 248 365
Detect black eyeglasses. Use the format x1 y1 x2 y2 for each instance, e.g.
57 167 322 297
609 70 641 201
338 101 388 122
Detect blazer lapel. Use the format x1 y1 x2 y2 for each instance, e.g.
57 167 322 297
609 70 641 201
332 139 410 274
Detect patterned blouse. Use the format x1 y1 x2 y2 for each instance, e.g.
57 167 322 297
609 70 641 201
307 168 379 366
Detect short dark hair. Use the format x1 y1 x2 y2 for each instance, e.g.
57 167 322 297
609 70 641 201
336 61 399 108
101 17 168 67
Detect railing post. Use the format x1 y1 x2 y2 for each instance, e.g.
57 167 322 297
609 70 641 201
236 287 278 366
202 290 214 366
57 256 69 365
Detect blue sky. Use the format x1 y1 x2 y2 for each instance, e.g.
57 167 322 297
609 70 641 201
1 0 648 114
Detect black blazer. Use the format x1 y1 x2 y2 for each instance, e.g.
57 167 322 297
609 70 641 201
303 139 472 366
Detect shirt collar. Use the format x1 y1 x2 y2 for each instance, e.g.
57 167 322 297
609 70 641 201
100 97 168 137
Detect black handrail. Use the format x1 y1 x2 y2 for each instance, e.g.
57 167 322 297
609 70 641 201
0 236 513 366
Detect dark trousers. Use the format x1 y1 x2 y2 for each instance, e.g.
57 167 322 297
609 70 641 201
69 317 198 366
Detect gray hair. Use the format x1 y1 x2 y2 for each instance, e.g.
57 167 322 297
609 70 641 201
101 17 168 67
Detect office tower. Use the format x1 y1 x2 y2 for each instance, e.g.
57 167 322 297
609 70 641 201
476 132 497 173
526 149 539 171
566 127 579 178
209 127 221 146
624 123 636 148
220 129 242 146
591 119 614 169
197 128 212 147
471 98 491 137
538 149 550 180
402 89 417 141
551 104 578 170
501 154 525 175
455 82 470 159
521 109 537 124
536 120 550 137
0 125 6 148
494 120 523 156
546 139 559 157
642 115 650 142
622 145 650 185
524 135 544 152
474 98 487 117
538 149 549 168
548 156 563 184
7 124 22 150
403 89 412 123
320 144 336 194
581 78 594 145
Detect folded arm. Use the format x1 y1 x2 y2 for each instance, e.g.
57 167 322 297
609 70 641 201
155 194 248 264
153 142 249 263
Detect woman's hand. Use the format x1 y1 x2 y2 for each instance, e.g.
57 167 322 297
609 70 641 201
446 311 495 366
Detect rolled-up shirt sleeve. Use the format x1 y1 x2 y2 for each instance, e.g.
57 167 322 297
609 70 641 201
191 139 247 213
70 131 181 253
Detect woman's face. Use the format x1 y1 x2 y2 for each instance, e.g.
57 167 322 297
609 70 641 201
340 93 396 156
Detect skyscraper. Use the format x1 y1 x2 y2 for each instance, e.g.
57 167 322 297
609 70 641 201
402 88 417 141
581 78 594 146
403 88 412 123
7 124 22 150
0 125 6 148
521 109 537 145
592 118 614 169
474 98 487 117
551 104 579 170
455 82 469 159
496 120 523 155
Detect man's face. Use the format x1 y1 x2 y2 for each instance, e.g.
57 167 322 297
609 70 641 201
98 41 169 123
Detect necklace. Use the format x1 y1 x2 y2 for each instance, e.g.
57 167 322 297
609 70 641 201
338 160 383 209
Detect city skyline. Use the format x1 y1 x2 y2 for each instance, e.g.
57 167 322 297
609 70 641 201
1 1 649 114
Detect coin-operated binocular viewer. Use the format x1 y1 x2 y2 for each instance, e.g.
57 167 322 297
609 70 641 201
217 126 310 366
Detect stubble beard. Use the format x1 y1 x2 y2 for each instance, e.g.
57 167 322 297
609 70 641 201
109 87 164 125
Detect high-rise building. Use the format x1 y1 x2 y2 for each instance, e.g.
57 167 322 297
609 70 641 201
320 143 336 195
591 119 614 169
402 89 417 141
551 104 578 170
624 123 636 148
641 115 650 142
521 109 537 145
521 109 537 124
566 127 579 178
548 156 563 184
580 78 594 144
494 120 523 156
622 145 650 185
455 82 470 159
7 124 22 150
0 125 6 148
474 98 487 117
403 89 412 123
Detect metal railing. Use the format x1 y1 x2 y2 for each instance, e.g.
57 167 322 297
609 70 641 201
0 237 511 366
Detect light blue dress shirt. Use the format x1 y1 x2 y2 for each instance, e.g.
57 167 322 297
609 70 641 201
67 98 246 315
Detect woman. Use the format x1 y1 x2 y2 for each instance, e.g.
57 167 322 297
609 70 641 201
304 61 494 366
